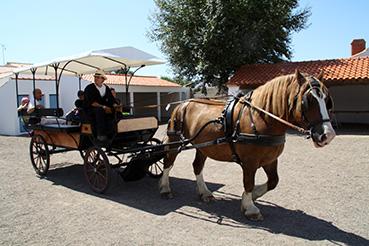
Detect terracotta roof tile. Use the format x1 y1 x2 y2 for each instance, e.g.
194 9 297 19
228 57 369 87
83 74 181 87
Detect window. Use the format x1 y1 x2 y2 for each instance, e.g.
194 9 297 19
49 94 57 108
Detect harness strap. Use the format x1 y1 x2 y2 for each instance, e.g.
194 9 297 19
237 133 285 146
239 97 309 135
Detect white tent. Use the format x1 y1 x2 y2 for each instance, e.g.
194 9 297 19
0 46 165 88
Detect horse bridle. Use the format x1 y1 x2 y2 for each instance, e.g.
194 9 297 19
301 77 333 129
238 77 333 137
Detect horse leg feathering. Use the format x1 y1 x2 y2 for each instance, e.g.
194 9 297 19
193 150 215 202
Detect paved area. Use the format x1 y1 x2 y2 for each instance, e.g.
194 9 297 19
0 126 368 245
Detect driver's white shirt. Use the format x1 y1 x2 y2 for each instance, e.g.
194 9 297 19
95 84 106 97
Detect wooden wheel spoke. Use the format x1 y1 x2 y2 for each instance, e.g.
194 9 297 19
95 170 107 179
30 135 50 176
155 163 163 172
84 148 111 193
86 160 96 170
91 174 98 187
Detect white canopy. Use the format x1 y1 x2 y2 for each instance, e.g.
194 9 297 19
0 46 166 88
13 46 165 76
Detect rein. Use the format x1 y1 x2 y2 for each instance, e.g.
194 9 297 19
238 97 311 136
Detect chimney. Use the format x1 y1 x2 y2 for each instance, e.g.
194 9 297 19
351 39 366 56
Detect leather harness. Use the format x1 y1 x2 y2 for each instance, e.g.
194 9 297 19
222 92 285 164
170 94 286 165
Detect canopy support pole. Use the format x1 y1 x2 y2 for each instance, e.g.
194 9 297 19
78 75 82 91
31 68 37 107
15 73 19 108
51 63 60 109
123 64 145 111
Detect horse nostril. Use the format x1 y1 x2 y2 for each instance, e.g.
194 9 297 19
321 134 327 142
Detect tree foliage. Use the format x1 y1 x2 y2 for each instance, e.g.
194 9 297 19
149 0 310 90
160 76 191 86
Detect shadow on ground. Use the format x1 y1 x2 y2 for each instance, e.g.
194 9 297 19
44 163 368 246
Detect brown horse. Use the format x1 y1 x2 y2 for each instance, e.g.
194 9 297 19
159 71 336 221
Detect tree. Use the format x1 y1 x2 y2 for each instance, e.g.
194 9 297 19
160 76 191 86
149 0 310 91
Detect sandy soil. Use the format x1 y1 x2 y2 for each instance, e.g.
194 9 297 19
0 126 368 245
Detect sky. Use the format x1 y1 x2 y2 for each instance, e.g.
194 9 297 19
1 0 369 77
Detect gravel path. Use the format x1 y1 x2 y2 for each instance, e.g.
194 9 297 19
0 126 368 245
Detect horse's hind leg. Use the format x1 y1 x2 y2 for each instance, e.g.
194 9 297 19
159 136 178 199
193 150 214 202
252 160 279 201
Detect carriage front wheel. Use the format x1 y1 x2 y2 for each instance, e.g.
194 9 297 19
83 147 111 193
30 134 50 177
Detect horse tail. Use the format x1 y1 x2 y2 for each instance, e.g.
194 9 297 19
167 102 190 136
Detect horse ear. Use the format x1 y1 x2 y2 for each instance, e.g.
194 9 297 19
316 70 324 81
295 69 305 85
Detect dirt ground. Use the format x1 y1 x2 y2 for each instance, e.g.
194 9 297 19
0 126 368 245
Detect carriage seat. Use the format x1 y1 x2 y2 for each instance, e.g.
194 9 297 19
117 116 158 133
30 124 80 133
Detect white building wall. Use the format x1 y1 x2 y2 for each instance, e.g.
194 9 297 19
59 76 90 114
0 78 59 135
0 80 18 135
0 76 91 135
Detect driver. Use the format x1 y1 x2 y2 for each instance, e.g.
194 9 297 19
83 70 117 142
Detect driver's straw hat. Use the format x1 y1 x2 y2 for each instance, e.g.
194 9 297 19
94 69 107 80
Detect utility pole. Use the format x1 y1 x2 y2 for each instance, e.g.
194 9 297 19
0 44 6 65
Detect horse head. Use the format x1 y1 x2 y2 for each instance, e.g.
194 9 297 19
293 70 336 147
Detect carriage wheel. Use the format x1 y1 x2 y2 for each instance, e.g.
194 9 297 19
30 135 50 176
146 159 164 178
83 147 111 193
145 138 164 179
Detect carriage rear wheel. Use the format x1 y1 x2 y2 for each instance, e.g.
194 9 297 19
30 134 50 176
145 138 164 179
83 147 111 193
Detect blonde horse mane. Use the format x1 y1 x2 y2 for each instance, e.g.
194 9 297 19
250 73 306 121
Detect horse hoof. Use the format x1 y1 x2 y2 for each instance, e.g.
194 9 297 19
161 192 174 200
245 212 264 221
200 194 216 203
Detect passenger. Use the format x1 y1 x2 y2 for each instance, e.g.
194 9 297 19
110 88 121 105
74 90 85 108
17 96 30 112
83 70 117 142
27 88 66 125
66 90 85 124
27 88 44 114
17 97 31 125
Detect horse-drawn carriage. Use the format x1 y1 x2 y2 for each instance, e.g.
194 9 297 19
14 47 336 220
15 47 169 193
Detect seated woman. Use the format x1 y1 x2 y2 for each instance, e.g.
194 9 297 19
17 96 32 125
